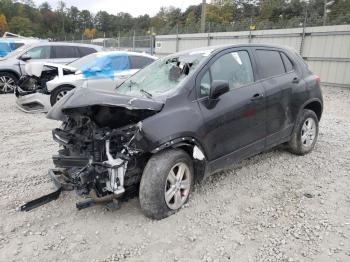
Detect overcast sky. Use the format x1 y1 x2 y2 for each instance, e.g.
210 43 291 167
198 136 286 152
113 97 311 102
33 0 203 17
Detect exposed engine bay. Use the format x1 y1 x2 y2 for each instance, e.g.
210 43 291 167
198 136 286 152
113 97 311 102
52 113 146 203
20 87 163 211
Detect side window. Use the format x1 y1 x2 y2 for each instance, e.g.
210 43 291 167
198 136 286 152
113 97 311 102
53 46 79 58
210 50 254 90
199 51 254 96
256 50 285 78
24 46 51 59
109 56 129 71
78 47 97 57
200 71 211 96
280 52 293 72
129 56 155 69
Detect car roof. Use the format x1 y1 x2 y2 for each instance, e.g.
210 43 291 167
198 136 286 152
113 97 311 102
27 41 102 50
173 43 297 57
94 50 157 60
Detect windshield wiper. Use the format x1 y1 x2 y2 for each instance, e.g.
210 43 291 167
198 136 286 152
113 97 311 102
140 89 152 98
127 80 137 88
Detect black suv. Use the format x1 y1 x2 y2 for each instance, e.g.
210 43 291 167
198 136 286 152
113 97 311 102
22 44 323 219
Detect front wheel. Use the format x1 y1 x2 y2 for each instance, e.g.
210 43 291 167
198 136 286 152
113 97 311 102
0 72 18 94
50 85 74 106
288 109 319 155
139 149 194 220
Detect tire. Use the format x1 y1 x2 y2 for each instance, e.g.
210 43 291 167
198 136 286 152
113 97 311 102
139 149 194 220
288 109 319 155
50 85 74 106
0 72 18 94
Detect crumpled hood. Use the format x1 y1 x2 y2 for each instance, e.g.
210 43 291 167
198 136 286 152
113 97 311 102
47 87 164 122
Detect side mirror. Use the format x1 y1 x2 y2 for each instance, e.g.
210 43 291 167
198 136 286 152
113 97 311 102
209 80 229 99
20 54 32 61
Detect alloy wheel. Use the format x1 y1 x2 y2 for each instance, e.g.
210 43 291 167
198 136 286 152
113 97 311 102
56 90 69 102
164 162 191 210
0 76 16 93
301 117 316 147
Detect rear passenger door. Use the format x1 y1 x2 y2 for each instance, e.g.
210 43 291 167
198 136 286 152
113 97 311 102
51 46 80 64
253 48 300 147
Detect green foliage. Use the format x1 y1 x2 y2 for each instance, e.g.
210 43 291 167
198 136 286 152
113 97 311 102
0 0 348 38
9 16 32 36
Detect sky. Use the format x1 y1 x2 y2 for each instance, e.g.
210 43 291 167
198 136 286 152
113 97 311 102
33 0 203 17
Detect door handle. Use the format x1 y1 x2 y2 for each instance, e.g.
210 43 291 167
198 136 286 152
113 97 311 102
292 77 300 84
251 93 264 101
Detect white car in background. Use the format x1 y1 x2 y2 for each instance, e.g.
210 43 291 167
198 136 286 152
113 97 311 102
15 51 157 113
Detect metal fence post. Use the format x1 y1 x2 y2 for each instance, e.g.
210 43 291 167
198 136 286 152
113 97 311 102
176 24 179 52
300 9 307 56
118 32 120 50
133 30 135 51
150 27 154 55
207 22 211 46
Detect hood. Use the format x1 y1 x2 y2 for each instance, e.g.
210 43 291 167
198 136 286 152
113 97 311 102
47 87 164 125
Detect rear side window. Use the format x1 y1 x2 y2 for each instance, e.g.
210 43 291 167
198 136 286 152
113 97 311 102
78 47 97 57
280 52 293 72
129 55 155 69
53 46 79 58
256 50 285 78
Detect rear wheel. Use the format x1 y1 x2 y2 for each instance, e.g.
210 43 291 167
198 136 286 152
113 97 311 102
0 72 18 94
288 109 319 155
50 85 74 106
139 149 194 220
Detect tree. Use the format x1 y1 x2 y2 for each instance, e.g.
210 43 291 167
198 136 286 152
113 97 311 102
95 11 111 33
9 16 33 36
83 28 96 39
0 14 8 34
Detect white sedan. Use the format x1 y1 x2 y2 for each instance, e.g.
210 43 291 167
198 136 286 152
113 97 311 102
15 51 157 113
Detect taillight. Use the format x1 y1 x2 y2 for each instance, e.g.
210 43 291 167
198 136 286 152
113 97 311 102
314 75 321 85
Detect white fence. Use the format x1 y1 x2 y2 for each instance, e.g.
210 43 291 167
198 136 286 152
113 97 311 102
155 25 350 88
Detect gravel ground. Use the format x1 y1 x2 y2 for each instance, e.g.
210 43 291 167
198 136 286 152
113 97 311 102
0 86 349 262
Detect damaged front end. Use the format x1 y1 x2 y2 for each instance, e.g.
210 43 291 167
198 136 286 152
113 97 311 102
21 88 163 211
15 62 76 113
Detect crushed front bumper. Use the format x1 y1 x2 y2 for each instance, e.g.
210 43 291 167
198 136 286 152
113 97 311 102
15 87 51 113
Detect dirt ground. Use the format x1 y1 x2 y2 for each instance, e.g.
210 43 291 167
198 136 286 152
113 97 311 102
0 86 349 262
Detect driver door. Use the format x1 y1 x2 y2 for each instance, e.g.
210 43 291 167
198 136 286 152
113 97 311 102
197 48 266 168
19 46 53 74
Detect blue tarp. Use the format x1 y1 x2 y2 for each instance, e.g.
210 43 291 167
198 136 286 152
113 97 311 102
0 41 16 57
81 53 130 80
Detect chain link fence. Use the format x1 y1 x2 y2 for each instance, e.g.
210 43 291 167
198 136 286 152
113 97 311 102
61 35 154 55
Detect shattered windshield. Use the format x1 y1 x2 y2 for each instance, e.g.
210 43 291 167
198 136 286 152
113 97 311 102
116 49 212 98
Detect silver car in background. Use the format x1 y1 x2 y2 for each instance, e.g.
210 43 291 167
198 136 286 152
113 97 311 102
0 42 102 93
15 51 157 113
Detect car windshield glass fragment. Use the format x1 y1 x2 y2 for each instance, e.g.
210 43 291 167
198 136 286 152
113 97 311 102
116 50 210 98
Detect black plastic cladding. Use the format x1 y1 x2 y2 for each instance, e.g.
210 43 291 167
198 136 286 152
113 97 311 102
48 44 323 175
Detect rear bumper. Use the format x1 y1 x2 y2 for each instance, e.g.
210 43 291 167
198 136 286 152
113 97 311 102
15 92 51 113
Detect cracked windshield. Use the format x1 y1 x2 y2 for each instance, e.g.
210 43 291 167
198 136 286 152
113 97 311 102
116 50 211 98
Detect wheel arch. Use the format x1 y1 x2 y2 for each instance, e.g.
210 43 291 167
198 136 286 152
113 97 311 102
150 137 208 182
303 99 323 121
0 70 20 79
